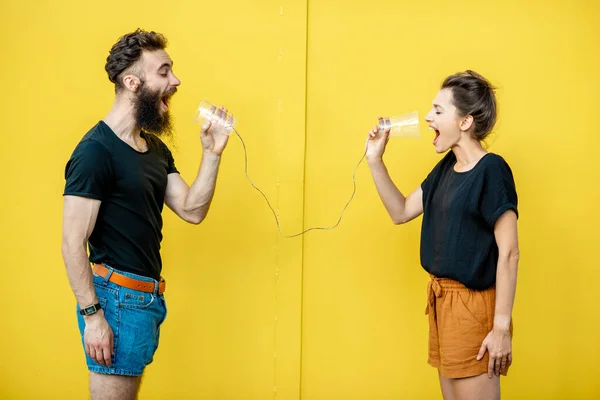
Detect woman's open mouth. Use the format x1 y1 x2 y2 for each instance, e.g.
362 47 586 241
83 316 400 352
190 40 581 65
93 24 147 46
430 127 440 145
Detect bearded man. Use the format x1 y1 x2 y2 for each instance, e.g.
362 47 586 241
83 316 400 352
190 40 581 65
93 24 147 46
61 29 231 399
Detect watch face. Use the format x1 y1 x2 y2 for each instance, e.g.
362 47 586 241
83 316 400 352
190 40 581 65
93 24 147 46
80 303 101 315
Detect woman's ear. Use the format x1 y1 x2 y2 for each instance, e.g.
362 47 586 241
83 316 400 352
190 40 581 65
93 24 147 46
459 114 474 132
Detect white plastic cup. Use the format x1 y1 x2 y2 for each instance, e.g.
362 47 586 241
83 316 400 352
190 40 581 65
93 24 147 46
193 99 236 129
378 111 420 138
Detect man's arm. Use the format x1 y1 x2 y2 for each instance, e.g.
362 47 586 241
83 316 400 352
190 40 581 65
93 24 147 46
165 106 232 224
62 195 100 306
61 195 113 367
165 152 221 225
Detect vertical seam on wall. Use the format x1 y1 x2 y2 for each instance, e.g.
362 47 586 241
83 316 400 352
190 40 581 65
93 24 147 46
298 0 310 398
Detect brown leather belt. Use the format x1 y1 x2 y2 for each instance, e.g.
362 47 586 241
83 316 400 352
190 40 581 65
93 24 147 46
92 263 166 295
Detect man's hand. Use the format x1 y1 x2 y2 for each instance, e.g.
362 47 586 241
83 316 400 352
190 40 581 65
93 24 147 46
200 105 233 156
83 311 114 367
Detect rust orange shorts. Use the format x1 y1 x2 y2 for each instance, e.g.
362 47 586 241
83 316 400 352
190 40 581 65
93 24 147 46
426 275 513 379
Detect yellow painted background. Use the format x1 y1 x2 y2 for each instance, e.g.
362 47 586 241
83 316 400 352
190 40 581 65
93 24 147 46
0 0 598 399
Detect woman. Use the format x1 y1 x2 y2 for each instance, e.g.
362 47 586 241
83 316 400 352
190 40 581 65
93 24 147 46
367 70 519 400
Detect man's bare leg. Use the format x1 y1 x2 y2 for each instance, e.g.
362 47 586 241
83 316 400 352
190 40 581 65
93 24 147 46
90 372 142 400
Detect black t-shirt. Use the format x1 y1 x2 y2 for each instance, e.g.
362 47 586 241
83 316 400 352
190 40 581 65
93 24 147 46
420 151 518 290
63 121 178 280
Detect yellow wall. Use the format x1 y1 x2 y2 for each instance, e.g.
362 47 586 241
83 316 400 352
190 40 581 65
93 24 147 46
0 0 598 399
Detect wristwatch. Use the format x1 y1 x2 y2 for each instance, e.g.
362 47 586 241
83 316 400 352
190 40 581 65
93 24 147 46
79 303 102 316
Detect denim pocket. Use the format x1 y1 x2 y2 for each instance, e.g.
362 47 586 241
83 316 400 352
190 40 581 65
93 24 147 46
157 296 167 326
119 287 155 309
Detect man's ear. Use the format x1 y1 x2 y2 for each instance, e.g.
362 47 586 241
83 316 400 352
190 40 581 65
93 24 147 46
122 74 141 92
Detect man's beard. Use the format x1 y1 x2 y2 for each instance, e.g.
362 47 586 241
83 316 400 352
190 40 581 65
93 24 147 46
134 83 176 139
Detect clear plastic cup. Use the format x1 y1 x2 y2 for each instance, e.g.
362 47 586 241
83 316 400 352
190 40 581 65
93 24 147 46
378 111 420 138
193 99 236 130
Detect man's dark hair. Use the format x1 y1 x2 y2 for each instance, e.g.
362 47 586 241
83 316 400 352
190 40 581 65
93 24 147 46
105 29 167 91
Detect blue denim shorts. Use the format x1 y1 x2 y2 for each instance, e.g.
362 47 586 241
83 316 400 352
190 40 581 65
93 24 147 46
76 265 168 376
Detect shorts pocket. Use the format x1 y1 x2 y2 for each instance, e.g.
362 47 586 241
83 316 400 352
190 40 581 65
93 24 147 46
119 287 155 309
456 290 489 331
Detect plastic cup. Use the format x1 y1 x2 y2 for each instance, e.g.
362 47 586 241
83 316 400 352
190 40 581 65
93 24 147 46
378 111 420 138
193 99 236 130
